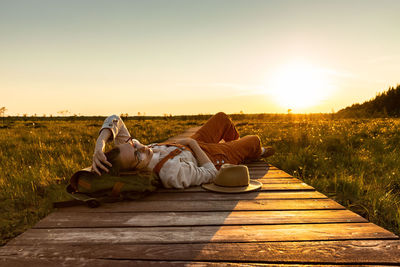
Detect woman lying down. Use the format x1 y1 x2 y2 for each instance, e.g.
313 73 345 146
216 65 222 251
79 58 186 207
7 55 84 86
92 112 274 189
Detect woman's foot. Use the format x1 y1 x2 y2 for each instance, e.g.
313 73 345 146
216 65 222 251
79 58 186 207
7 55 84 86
261 146 275 158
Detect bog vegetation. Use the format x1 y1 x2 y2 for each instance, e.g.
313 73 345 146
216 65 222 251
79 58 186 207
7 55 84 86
1 114 400 245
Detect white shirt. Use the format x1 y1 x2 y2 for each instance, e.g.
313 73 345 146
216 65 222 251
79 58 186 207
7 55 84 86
100 115 217 189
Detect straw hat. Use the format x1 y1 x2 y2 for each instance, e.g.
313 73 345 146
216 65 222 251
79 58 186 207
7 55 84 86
202 164 262 193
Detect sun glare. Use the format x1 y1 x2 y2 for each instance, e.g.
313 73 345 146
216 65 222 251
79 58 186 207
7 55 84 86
268 62 332 111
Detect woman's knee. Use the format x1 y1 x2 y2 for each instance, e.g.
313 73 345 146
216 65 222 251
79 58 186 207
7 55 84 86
213 112 229 120
213 112 233 126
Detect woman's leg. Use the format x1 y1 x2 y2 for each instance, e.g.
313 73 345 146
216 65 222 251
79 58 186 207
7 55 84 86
199 135 262 169
191 112 239 143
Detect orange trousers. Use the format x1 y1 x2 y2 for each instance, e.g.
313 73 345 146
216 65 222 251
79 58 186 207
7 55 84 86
190 112 262 170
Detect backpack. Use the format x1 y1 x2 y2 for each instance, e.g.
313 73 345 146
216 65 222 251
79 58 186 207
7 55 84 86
54 167 161 208
55 142 191 208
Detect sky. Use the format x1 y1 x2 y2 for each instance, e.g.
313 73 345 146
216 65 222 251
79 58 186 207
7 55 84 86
1 0 399 116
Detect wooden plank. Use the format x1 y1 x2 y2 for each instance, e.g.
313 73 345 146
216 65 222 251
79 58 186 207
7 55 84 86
7 223 397 245
249 169 288 173
158 183 315 193
141 191 328 201
250 166 278 170
3 258 360 267
250 170 293 179
250 173 294 179
56 198 344 213
2 240 400 264
247 163 270 168
248 166 270 170
34 210 368 228
0 258 278 267
246 161 276 167
256 178 302 183
248 165 270 168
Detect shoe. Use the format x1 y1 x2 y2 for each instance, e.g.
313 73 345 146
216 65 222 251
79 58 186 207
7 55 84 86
261 146 275 158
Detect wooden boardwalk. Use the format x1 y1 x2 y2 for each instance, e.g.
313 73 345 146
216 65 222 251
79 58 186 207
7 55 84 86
1 128 400 266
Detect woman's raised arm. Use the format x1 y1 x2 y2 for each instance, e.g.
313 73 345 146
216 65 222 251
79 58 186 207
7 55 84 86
92 128 113 175
91 114 131 175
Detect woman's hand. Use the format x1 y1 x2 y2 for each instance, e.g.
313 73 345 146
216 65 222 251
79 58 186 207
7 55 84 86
92 149 112 175
92 128 113 175
175 138 212 166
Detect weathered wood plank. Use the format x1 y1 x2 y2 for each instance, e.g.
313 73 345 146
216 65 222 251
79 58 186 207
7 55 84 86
247 163 271 168
259 166 278 170
268 166 279 170
141 191 328 201
0 258 288 267
252 169 285 173
56 198 344 213
256 178 301 183
34 210 367 228
7 223 397 245
245 161 274 167
250 171 293 179
158 183 314 193
248 166 277 171
3 257 364 267
2 240 400 264
249 169 290 174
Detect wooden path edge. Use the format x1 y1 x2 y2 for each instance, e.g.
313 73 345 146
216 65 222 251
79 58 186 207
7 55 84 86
2 240 400 265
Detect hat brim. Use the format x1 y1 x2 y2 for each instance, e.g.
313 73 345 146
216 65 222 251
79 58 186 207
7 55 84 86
201 180 262 193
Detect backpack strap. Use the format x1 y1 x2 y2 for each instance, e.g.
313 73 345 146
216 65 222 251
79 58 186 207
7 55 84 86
153 148 182 177
62 184 101 208
151 142 195 177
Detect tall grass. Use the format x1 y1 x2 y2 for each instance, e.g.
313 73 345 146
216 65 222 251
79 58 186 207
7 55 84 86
1 116 399 245
237 117 400 235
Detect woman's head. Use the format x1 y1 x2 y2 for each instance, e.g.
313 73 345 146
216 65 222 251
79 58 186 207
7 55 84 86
105 140 153 173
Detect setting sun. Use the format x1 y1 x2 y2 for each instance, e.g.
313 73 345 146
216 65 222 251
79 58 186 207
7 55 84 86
268 62 333 111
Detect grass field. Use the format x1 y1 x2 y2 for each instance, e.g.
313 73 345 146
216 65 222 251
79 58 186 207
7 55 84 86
1 114 399 245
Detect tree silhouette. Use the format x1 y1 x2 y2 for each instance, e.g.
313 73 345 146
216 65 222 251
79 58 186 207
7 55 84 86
0 107 6 126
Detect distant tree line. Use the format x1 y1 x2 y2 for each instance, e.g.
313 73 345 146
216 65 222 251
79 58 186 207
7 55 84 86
337 84 400 118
